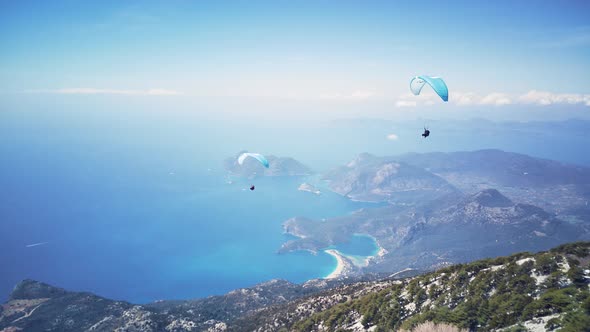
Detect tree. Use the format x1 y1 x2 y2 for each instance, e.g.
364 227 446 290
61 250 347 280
535 254 558 275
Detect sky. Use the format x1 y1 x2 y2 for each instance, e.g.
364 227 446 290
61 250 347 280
1 0 589 119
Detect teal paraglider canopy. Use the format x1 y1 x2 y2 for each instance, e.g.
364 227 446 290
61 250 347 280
410 75 448 102
238 152 270 168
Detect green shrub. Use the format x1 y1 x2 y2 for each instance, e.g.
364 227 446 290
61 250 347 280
535 253 559 275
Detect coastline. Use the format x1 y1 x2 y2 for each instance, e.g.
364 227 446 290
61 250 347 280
351 233 383 257
323 234 387 279
298 183 321 195
324 249 345 279
362 233 388 258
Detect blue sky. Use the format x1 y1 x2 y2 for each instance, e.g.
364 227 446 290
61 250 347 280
1 0 589 115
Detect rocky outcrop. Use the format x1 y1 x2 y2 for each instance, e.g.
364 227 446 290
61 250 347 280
298 183 321 195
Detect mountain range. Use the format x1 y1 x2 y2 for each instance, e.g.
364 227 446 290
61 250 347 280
282 150 590 275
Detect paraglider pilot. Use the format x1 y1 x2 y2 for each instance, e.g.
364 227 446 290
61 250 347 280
422 127 430 138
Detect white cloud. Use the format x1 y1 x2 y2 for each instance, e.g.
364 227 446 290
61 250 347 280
393 90 589 108
26 88 182 96
479 93 512 106
394 93 426 107
397 91 480 106
518 90 590 106
386 133 399 140
24 87 590 108
452 92 479 106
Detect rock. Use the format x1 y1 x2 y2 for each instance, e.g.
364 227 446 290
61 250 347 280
298 183 321 195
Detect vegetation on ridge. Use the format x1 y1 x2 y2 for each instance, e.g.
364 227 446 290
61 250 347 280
233 242 590 332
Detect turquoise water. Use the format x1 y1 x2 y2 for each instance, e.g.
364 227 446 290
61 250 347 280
330 234 380 257
0 154 378 303
0 109 386 303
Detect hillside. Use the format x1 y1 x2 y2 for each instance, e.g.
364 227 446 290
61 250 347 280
396 149 590 220
230 242 590 332
276 150 590 279
1 243 588 331
322 153 458 204
280 188 585 274
322 150 590 221
0 273 391 332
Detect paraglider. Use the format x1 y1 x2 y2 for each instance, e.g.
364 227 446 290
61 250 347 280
410 75 448 102
237 153 270 168
410 75 448 137
237 153 268 192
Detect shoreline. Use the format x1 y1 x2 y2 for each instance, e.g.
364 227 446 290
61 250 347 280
351 233 383 257
298 183 321 195
323 234 387 279
324 249 346 279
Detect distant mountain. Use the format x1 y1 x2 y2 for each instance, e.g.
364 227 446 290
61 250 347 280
230 242 590 332
324 150 590 215
280 187 585 274
375 188 583 272
278 150 590 276
224 152 312 177
322 153 458 203
397 149 590 219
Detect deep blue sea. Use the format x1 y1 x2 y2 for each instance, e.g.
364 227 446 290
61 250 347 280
2 107 590 303
0 163 377 303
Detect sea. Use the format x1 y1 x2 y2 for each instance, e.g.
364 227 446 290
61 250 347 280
0 159 379 303
0 107 386 303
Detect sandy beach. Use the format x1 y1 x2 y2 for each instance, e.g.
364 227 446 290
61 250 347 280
324 249 345 279
324 234 386 279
